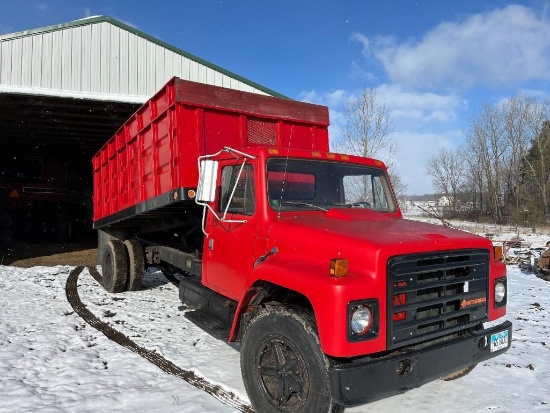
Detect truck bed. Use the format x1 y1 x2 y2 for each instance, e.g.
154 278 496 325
93 77 329 228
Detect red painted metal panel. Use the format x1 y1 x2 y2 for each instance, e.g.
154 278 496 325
128 134 141 206
156 112 173 195
203 110 242 154
141 127 155 202
118 144 129 210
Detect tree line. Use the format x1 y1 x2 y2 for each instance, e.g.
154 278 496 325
426 94 550 226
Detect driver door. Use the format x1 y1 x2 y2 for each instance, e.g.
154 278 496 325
202 161 258 300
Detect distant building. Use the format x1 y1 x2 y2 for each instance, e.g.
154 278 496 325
438 196 453 207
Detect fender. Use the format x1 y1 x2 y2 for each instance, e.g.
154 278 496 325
228 254 388 358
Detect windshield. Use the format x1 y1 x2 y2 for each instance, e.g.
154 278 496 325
267 158 396 212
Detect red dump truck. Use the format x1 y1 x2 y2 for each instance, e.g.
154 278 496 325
93 77 511 412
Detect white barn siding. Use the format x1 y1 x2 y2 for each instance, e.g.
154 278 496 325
119 29 129 95
21 36 32 86
41 33 52 88
11 38 23 86
0 17 275 100
31 35 43 86
51 30 63 89
80 25 92 92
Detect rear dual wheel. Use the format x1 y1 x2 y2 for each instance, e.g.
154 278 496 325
124 239 144 291
102 240 128 293
101 239 144 293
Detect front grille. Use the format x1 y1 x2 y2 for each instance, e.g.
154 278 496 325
387 249 489 349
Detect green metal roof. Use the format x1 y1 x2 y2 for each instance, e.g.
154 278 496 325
0 15 288 99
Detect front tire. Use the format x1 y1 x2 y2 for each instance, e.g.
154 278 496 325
240 306 344 413
101 240 128 293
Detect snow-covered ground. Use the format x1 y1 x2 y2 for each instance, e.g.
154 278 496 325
1 219 549 412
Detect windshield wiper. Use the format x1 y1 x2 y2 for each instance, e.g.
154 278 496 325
280 200 328 212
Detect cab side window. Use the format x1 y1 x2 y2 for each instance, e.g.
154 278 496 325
220 164 255 215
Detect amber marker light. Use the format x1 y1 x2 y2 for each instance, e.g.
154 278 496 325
493 245 503 261
188 189 196 199
330 259 349 278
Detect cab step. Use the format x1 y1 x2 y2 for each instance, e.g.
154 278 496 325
184 310 231 341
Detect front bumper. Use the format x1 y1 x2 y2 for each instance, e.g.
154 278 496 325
329 320 512 406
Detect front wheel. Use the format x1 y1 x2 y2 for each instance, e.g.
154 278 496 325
240 306 344 413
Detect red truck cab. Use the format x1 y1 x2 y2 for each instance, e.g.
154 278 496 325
93 78 511 412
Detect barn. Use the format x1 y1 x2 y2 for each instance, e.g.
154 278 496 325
0 15 283 245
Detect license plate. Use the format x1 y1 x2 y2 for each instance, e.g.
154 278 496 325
490 330 509 352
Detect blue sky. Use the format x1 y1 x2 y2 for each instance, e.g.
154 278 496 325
2 1 550 194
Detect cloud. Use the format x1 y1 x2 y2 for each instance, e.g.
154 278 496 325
377 84 467 124
349 61 378 82
352 5 550 90
301 85 466 126
299 89 349 107
350 33 370 55
299 86 467 194
390 130 462 195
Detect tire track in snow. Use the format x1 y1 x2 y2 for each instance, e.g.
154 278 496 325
66 266 253 413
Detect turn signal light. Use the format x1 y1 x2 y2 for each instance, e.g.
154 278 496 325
330 259 348 278
493 245 503 261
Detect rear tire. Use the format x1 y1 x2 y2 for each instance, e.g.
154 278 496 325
124 239 144 291
101 240 128 293
240 306 344 413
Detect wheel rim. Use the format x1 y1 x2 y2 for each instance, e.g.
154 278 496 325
255 335 309 411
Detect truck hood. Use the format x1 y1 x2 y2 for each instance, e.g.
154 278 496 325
267 208 492 266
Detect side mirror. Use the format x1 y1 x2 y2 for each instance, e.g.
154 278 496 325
196 160 218 203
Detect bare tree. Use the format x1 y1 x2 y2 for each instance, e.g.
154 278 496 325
501 94 534 225
460 94 550 225
333 87 407 197
523 109 550 220
425 147 465 215
464 103 508 223
462 150 485 220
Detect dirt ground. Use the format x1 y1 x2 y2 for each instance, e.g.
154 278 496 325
1 240 98 268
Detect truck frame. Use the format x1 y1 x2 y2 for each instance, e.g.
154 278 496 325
93 77 511 412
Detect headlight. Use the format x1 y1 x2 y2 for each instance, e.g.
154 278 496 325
347 299 379 342
351 306 373 335
495 281 506 303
